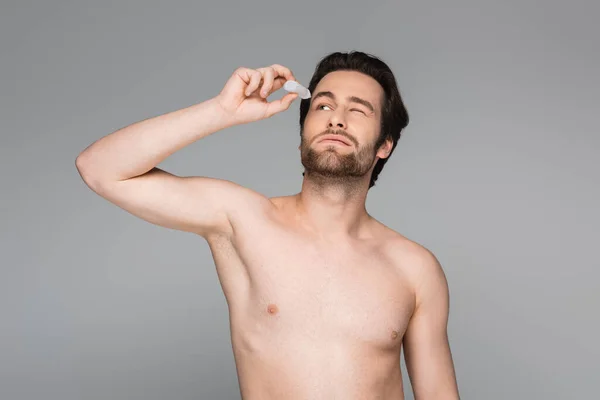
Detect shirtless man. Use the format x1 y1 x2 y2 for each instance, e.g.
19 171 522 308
75 51 460 399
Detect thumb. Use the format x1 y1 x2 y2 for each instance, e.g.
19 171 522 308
264 92 299 118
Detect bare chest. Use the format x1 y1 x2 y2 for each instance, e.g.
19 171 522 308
210 225 416 351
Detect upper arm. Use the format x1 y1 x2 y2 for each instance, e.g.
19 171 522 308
79 167 271 238
403 249 460 399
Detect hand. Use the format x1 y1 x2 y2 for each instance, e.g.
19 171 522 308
215 64 299 126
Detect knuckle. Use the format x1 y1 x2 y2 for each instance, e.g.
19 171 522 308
276 64 291 75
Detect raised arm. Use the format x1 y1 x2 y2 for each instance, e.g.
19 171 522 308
403 249 460 399
75 65 299 239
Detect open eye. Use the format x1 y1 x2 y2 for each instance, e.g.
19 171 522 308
317 104 332 111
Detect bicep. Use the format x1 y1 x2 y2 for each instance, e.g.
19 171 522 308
403 251 459 399
86 167 268 237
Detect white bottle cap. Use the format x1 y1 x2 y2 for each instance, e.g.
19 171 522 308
283 80 311 99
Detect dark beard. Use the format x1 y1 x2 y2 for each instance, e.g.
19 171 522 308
300 130 377 182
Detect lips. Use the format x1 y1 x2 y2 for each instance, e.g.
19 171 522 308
319 135 351 146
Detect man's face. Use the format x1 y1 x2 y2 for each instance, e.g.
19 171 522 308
300 70 390 181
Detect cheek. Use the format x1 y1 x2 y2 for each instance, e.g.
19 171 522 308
350 116 379 136
305 110 324 123
303 113 324 134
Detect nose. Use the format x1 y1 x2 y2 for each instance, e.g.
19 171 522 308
327 111 346 130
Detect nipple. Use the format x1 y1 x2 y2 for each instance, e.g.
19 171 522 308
283 80 311 99
267 304 279 315
391 330 399 340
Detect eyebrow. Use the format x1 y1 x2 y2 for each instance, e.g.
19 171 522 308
312 91 375 113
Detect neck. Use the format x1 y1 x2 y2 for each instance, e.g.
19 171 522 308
293 172 372 239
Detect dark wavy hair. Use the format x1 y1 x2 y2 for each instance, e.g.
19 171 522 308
299 51 409 188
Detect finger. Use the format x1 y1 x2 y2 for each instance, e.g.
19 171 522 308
270 64 296 82
234 67 252 84
264 92 298 118
270 76 287 93
244 70 262 97
257 67 275 98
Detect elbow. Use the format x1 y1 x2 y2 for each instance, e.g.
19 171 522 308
75 152 107 193
75 152 88 174
75 151 93 181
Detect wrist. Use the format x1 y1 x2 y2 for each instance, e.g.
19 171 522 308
208 96 239 129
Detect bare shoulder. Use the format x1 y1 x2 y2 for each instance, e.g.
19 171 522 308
211 192 290 240
375 222 448 297
215 179 278 218
265 194 302 220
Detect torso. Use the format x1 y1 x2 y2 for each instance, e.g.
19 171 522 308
205 195 423 400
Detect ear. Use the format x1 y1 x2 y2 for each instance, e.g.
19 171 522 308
376 137 393 159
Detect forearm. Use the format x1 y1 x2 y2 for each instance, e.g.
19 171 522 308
75 97 232 182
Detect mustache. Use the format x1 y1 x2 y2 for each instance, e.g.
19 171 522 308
315 129 357 145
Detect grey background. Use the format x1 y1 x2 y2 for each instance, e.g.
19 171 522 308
1 0 598 399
